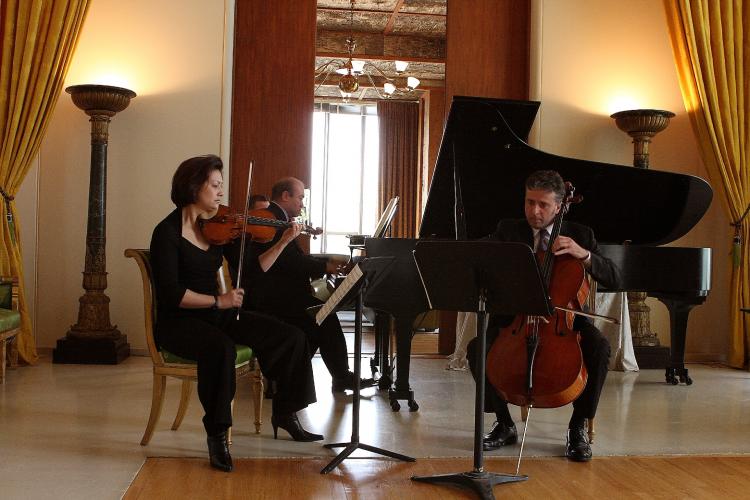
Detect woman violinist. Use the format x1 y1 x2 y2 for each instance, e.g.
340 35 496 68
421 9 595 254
149 155 320 473
466 170 620 462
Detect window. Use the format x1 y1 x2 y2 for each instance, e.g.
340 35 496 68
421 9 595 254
309 103 379 254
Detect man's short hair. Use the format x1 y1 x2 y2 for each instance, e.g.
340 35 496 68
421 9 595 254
249 194 269 207
525 170 565 202
170 154 223 207
271 177 302 201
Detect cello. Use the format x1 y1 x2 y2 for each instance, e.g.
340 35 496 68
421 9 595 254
486 182 589 410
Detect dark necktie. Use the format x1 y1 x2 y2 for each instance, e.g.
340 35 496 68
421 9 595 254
539 229 550 252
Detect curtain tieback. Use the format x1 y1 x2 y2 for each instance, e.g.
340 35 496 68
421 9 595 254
731 203 750 269
0 186 14 230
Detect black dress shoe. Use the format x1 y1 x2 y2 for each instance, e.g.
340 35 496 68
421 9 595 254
332 372 376 392
207 431 233 472
483 421 518 451
271 412 324 442
566 427 592 462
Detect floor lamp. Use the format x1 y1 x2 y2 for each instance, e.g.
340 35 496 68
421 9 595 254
611 108 674 368
53 84 135 364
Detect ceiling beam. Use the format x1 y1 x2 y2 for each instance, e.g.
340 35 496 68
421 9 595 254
317 7 445 18
317 29 445 60
316 52 444 64
383 0 406 35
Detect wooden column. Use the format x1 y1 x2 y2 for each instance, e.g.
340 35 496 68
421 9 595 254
422 87 446 189
230 0 316 208
438 0 531 354
446 0 530 102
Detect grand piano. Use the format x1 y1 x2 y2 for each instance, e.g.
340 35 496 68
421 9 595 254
365 96 712 411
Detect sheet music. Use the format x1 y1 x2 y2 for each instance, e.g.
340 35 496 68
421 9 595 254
372 196 399 238
315 264 363 325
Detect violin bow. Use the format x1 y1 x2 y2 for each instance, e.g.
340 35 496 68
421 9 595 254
234 160 253 320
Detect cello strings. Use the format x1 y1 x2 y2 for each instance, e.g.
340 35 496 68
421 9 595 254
515 405 532 476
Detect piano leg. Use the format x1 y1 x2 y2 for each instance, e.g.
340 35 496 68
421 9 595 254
656 297 698 386
390 316 419 412
373 312 393 390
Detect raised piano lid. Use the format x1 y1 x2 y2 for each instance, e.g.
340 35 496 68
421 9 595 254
420 96 714 246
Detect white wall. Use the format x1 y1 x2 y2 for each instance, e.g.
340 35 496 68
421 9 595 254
535 0 730 361
29 0 230 353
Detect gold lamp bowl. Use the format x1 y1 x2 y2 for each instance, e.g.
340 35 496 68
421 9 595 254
65 84 136 117
611 109 675 168
610 109 675 136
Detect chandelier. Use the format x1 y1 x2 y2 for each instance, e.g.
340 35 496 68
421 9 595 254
314 0 420 100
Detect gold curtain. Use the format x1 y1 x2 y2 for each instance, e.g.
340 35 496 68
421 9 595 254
664 0 749 368
0 0 90 364
377 100 421 238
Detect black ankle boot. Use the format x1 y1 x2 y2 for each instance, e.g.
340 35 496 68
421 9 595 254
565 426 592 462
271 412 323 442
483 421 518 451
207 431 233 472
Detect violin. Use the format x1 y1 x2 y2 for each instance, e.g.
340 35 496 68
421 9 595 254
486 182 588 409
199 204 323 245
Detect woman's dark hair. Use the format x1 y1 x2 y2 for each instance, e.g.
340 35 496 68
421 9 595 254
525 170 565 202
170 154 223 207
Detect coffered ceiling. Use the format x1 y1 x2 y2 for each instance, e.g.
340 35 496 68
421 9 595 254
315 0 447 101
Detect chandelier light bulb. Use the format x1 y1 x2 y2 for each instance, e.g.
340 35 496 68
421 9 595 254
384 82 396 95
351 60 366 74
406 76 420 90
395 60 409 73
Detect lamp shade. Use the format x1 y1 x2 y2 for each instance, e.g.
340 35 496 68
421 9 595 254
384 82 396 95
406 76 420 90
351 60 366 74
395 60 409 73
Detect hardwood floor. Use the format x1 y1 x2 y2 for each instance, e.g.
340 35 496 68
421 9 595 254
125 456 750 499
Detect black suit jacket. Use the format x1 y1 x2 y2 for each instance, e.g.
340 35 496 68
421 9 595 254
486 218 621 331
488 219 619 289
225 201 326 314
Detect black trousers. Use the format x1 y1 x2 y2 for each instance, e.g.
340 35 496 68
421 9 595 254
253 294 350 380
157 309 316 436
467 317 611 427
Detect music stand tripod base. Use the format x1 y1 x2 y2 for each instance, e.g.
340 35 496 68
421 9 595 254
412 471 527 500
411 241 550 499
320 258 416 474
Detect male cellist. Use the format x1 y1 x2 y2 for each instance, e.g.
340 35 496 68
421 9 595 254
467 169 620 462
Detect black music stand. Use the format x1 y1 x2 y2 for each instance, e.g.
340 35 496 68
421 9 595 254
320 257 416 474
411 241 551 500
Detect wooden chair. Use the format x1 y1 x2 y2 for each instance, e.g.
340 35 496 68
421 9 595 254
125 249 264 445
0 276 21 384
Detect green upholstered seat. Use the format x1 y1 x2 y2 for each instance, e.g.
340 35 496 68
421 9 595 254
0 309 20 332
161 344 253 366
